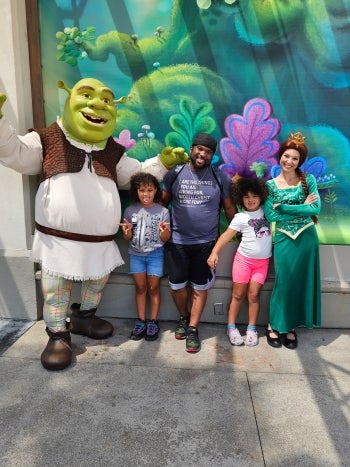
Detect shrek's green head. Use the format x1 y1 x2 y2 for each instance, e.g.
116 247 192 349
59 78 124 145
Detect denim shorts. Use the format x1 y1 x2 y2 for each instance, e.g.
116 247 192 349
129 248 164 277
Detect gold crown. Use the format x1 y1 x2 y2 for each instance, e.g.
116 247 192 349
288 132 306 145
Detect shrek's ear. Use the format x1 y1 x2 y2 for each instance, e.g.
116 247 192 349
57 80 71 95
114 96 127 105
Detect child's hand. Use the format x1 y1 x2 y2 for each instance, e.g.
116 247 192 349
159 221 171 242
159 221 170 233
120 219 132 238
207 252 218 269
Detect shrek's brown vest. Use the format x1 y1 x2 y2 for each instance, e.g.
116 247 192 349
34 122 125 184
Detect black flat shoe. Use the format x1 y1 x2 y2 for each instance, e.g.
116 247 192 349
266 328 282 348
283 330 298 349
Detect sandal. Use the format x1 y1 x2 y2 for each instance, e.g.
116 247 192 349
266 328 282 348
227 327 244 346
246 329 259 347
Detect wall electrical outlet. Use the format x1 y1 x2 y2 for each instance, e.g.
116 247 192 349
214 302 224 315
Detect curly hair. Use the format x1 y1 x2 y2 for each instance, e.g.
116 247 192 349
129 172 161 203
230 177 269 208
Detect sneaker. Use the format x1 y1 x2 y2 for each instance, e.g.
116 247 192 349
145 320 159 341
174 315 189 340
130 319 146 340
186 326 201 353
227 327 244 346
245 329 259 347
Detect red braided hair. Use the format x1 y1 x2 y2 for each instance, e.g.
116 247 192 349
297 168 318 224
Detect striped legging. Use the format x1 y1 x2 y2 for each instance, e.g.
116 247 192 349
41 270 110 332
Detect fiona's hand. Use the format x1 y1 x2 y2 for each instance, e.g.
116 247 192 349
304 193 318 204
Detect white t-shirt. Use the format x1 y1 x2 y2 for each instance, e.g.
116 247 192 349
229 207 272 259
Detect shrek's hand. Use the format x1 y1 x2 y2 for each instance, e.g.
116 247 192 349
159 146 189 169
0 93 6 119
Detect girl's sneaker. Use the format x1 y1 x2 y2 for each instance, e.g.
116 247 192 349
130 319 146 340
145 319 159 341
246 329 259 346
227 327 244 346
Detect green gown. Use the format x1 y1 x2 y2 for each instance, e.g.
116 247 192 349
264 174 321 333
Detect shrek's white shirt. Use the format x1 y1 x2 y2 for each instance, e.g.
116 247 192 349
0 117 167 279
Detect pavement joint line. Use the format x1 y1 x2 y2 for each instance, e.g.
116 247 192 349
246 372 267 467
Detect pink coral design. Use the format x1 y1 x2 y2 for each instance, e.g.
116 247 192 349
114 129 136 150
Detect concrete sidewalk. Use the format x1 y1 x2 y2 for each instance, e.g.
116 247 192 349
0 319 349 467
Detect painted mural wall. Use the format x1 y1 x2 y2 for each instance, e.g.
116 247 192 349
37 0 350 244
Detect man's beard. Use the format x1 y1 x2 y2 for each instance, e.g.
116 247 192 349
190 154 211 169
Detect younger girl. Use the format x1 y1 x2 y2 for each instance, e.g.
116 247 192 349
121 172 171 341
207 178 272 346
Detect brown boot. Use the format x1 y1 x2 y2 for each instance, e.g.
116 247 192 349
70 303 114 339
41 326 72 371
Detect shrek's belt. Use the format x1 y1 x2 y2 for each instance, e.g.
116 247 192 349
35 222 116 243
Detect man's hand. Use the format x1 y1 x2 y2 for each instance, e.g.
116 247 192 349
159 146 189 170
0 93 7 119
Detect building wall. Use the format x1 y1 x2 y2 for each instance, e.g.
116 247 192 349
0 0 38 319
0 0 350 326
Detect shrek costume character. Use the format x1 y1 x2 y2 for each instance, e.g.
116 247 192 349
0 78 188 371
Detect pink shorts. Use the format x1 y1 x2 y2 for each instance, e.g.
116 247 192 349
232 251 269 285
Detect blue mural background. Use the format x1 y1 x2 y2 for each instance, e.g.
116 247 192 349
37 0 350 244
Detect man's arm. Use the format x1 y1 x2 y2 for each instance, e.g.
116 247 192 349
160 190 172 207
218 170 237 223
222 197 237 223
